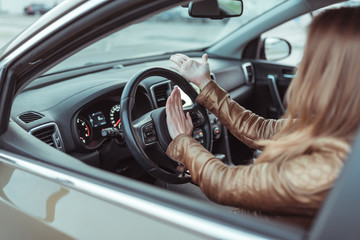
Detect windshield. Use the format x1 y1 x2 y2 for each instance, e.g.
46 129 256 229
48 0 286 74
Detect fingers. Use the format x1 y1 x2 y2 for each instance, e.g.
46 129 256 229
202 53 208 63
166 90 172 117
170 55 183 68
166 86 194 138
167 87 182 119
174 87 184 119
186 112 193 125
170 54 189 65
169 65 180 72
170 53 191 67
166 91 177 139
170 55 187 73
171 53 206 64
175 53 190 61
186 112 193 135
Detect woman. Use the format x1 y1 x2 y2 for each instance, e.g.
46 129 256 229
165 7 360 228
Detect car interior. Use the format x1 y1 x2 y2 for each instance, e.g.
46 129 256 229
1 0 358 238
11 0 298 184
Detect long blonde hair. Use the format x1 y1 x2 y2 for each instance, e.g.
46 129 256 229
259 7 360 162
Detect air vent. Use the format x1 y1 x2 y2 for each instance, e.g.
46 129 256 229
242 63 255 84
18 111 44 123
29 123 64 151
151 82 171 108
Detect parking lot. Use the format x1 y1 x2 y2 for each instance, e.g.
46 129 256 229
0 14 40 48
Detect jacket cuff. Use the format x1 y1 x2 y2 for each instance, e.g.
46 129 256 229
196 80 228 111
166 133 221 184
166 133 192 163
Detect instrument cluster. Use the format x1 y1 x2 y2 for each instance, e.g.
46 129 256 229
73 90 153 150
74 100 122 149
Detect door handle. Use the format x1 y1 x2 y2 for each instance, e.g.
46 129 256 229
267 75 285 115
283 73 295 79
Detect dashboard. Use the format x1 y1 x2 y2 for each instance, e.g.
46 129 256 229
10 58 252 181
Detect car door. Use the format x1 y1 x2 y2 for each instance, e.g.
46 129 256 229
0 1 306 239
249 13 312 120
212 61 296 164
250 59 295 119
1 0 357 239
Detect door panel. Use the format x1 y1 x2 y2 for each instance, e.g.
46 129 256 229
0 153 208 240
213 60 295 164
212 65 254 105
250 60 295 119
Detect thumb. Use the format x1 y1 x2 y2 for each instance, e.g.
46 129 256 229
202 53 208 63
186 112 193 125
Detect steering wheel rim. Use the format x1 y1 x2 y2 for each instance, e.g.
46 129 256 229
120 67 212 184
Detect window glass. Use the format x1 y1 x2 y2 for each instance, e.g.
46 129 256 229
261 0 360 66
262 14 311 66
47 0 286 74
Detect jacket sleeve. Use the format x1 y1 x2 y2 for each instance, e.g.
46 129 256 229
166 134 345 216
196 80 285 149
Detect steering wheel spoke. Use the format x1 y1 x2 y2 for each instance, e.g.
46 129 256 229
185 105 204 125
133 112 157 148
185 104 211 147
150 143 188 176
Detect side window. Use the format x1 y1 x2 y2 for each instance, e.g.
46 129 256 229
261 0 360 66
261 13 312 66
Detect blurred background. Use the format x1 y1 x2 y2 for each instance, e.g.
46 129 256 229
0 0 61 47
0 0 60 14
0 0 359 67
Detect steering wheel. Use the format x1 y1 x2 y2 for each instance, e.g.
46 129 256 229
120 67 212 184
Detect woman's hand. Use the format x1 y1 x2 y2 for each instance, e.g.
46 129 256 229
166 86 193 139
170 53 211 90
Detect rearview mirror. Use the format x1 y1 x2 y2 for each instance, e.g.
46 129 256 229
189 0 243 19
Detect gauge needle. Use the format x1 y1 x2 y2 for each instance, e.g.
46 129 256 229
115 119 121 127
85 125 89 136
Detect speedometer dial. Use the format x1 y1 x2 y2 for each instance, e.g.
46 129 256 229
109 104 121 129
76 117 92 145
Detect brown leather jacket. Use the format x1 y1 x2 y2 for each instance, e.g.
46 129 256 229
166 80 349 228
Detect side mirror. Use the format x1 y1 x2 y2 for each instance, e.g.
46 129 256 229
262 37 292 61
189 0 243 19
